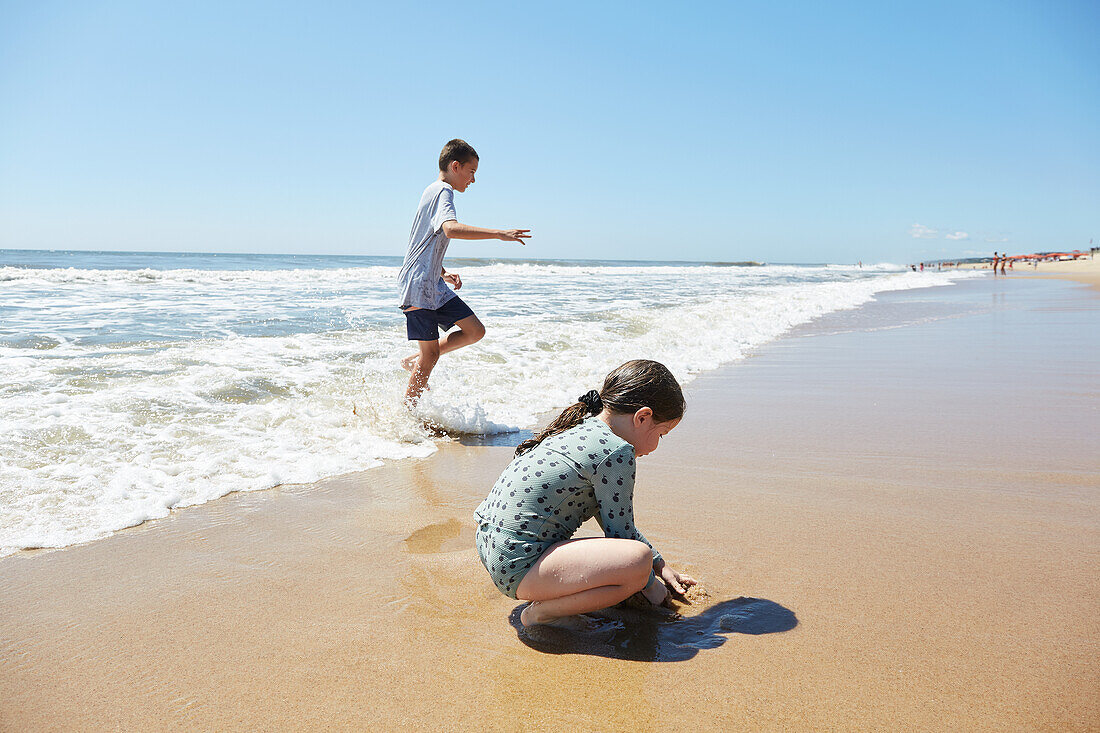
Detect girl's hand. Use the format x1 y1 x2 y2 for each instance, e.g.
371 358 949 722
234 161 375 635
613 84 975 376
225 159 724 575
498 229 531 244
442 272 462 290
656 560 697 597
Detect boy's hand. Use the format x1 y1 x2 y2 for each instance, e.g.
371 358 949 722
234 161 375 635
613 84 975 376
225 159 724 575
499 229 531 244
442 272 462 290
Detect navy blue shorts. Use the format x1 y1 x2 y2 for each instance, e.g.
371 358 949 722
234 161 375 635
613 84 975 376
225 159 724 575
402 296 476 341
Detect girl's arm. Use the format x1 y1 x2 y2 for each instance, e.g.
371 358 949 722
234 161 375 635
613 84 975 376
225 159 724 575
592 444 697 597
591 445 662 563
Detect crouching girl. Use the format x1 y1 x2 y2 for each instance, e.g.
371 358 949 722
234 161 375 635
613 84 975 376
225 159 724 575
474 359 696 629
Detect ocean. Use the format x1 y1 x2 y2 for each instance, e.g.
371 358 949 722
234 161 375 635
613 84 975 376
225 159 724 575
0 250 982 555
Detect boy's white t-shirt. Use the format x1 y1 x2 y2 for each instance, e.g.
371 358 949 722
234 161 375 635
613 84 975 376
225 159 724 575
397 180 458 310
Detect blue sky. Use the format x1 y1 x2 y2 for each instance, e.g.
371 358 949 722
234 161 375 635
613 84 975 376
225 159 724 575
1 1 1097 263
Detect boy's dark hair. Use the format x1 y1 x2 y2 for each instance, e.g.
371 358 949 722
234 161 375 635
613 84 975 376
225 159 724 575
439 139 479 172
515 360 686 456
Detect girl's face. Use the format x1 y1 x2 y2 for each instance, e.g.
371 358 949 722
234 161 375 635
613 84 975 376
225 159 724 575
618 408 680 457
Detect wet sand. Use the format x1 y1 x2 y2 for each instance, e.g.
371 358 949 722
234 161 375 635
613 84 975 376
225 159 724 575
2 274 1098 731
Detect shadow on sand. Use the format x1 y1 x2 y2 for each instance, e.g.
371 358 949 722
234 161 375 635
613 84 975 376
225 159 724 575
510 596 797 662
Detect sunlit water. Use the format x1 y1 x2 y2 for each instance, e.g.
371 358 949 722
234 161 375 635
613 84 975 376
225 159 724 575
0 250 982 554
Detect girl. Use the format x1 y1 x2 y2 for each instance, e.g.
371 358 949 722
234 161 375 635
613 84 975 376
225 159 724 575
474 359 697 629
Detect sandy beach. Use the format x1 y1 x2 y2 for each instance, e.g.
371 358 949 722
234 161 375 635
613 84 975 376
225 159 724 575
1023 256 1100 289
957 254 1100 289
2 273 1098 731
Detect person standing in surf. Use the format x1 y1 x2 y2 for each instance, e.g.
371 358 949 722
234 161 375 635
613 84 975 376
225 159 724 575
397 139 530 407
474 359 697 629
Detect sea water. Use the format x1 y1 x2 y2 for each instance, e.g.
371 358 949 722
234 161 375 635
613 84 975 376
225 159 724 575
0 250 982 555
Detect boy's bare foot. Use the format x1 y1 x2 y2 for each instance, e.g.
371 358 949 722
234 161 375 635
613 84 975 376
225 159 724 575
419 420 447 436
400 354 419 372
520 602 600 631
402 397 424 411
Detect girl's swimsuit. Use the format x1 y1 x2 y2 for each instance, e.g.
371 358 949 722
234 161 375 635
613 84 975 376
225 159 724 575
473 417 661 599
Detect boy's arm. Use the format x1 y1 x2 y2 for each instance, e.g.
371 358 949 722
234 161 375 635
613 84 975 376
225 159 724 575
442 221 530 243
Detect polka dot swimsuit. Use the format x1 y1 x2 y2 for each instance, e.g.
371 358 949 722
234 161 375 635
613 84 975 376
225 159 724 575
474 417 662 599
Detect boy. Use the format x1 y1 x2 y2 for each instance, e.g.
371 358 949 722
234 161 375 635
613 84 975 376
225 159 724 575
397 139 530 406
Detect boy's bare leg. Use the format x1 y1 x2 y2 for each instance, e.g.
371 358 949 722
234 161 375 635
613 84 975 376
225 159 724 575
404 340 440 406
401 315 486 372
437 314 485 353
514 538 654 629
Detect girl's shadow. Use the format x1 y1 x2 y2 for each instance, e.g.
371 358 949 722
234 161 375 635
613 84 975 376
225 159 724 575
510 596 797 662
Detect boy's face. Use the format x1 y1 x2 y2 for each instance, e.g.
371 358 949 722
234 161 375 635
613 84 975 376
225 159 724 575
451 158 478 192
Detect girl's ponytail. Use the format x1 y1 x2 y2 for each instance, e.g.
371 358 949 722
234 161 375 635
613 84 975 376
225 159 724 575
515 391 602 456
514 361 684 457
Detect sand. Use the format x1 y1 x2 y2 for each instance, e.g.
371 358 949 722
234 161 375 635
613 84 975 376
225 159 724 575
2 273 1098 731
956 254 1100 289
1025 256 1100 289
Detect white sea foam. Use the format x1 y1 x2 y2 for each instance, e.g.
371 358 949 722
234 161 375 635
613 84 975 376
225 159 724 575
0 260 983 555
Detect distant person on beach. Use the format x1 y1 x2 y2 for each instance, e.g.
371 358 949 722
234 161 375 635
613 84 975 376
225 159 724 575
992 251 1000 273
397 139 530 407
1001 257 1007 274
474 360 697 629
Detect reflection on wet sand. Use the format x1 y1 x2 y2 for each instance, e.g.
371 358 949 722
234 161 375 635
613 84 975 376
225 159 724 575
403 518 469 554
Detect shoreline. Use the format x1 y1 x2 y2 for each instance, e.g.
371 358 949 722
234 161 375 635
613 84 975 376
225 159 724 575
3 272 1098 730
2 259 963 559
1 266 977 561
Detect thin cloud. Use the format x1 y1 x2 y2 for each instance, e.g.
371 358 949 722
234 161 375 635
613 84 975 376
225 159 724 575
909 223 938 239
983 236 1009 243
945 231 969 240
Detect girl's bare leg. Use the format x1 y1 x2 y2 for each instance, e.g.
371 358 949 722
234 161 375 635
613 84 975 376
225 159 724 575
514 538 653 628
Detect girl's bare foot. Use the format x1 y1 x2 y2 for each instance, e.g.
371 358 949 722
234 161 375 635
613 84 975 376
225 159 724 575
616 590 679 617
401 354 419 372
520 602 600 631
642 575 670 605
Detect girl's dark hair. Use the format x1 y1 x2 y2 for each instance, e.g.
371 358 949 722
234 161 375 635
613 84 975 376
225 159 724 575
515 360 685 456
